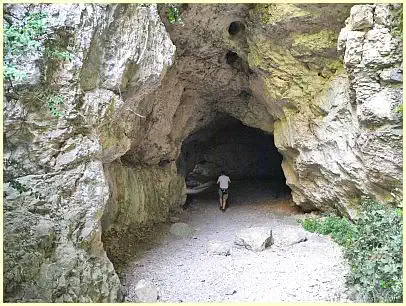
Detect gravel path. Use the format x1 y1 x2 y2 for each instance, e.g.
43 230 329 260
116 181 352 302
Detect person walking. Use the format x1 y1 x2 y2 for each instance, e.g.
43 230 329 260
217 171 231 211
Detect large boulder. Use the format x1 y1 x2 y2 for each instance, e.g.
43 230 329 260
234 227 274 252
274 227 308 247
347 5 374 31
133 280 158 303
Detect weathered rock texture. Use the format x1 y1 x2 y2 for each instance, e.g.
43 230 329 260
153 3 402 217
4 3 177 302
132 279 159 302
234 227 274 252
3 3 403 302
273 4 403 217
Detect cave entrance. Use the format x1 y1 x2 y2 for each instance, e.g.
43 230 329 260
177 115 291 208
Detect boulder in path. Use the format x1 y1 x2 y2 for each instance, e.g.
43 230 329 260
234 227 273 252
207 241 231 256
170 223 194 236
133 279 158 302
275 227 308 247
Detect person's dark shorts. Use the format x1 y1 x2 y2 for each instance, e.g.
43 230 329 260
219 188 229 200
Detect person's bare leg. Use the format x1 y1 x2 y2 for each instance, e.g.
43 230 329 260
219 197 222 208
222 193 228 210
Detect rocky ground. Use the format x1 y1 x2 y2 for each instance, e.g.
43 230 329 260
108 180 353 302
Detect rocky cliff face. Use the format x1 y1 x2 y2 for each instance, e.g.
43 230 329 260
273 4 403 216
3 3 176 302
3 3 402 302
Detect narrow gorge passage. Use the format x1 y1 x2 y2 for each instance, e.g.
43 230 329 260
116 182 351 302
105 117 351 302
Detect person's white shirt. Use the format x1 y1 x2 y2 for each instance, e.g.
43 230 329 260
217 175 231 189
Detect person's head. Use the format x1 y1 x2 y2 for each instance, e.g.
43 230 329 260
220 171 225 176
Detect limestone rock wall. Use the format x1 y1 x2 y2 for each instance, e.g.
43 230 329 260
151 3 400 218
3 4 175 302
338 4 403 205
102 161 186 234
261 4 402 216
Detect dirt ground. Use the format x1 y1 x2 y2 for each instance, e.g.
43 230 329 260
104 180 352 302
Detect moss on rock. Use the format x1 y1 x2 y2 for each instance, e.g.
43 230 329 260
248 37 343 111
291 30 338 52
254 4 311 24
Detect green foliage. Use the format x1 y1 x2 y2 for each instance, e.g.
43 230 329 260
392 6 403 40
301 216 358 247
3 9 71 119
3 10 72 82
301 197 403 302
3 11 47 56
3 11 48 81
395 103 403 114
345 197 403 303
45 49 72 61
301 217 321 232
167 5 183 25
47 94 64 118
3 65 27 81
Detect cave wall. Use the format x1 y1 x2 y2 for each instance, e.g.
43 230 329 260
3 4 176 302
145 3 402 216
101 161 186 234
268 4 403 216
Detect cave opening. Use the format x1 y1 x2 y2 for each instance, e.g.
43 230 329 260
228 21 245 38
225 51 239 65
177 115 291 208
